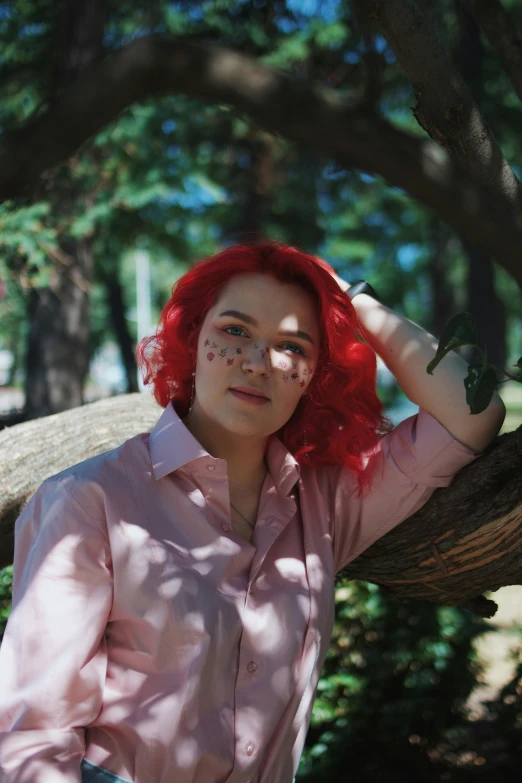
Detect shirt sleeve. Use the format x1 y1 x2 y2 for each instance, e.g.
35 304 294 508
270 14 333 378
0 475 113 783
330 407 482 573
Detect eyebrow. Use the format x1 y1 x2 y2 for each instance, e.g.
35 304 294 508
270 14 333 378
218 310 315 346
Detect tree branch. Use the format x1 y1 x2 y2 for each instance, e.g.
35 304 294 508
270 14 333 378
1 35 522 285
1 394 521 616
356 2 522 227
469 0 522 106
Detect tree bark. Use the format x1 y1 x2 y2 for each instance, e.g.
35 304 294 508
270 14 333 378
469 0 522 105
0 394 520 617
452 2 507 378
460 243 506 378
24 237 93 419
359 0 522 212
22 0 107 419
1 36 522 283
102 268 139 394
427 218 455 339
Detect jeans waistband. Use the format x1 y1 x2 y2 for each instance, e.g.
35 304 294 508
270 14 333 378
81 758 133 783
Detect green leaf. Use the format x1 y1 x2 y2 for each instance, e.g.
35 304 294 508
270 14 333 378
516 357 522 369
464 364 499 415
426 313 477 375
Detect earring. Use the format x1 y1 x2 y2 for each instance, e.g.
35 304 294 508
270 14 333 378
302 394 309 460
186 360 196 423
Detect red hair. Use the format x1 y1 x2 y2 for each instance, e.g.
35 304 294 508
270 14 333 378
136 240 393 498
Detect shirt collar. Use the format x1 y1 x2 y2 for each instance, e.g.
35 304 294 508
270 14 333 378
148 401 300 496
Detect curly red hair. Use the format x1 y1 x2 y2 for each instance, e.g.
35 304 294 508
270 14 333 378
136 240 393 498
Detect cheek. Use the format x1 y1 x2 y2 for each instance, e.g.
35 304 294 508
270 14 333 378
201 334 240 368
275 358 314 390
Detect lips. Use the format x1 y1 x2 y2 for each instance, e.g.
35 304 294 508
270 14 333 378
230 386 269 400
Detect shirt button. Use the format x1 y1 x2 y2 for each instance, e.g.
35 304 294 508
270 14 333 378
245 742 255 756
247 661 257 674
221 524 229 532
206 464 215 471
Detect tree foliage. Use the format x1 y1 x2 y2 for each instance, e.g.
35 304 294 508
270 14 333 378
1 0 522 779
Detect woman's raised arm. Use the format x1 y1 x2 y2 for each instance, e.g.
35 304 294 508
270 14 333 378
332 273 505 453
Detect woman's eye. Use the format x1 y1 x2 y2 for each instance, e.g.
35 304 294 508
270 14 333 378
282 343 306 356
222 326 305 356
223 326 245 337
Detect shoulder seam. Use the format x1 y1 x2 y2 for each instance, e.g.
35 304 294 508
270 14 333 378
56 476 109 541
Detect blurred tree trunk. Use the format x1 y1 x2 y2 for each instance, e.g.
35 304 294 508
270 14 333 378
454 1 507 375
428 218 455 339
25 238 93 417
225 131 278 244
103 268 139 394
24 0 106 420
461 242 507 375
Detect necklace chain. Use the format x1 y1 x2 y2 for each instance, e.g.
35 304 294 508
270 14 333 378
229 464 268 530
230 501 255 529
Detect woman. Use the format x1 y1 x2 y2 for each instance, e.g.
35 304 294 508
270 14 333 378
0 241 505 783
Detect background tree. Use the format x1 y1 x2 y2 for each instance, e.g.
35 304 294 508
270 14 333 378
1 0 522 779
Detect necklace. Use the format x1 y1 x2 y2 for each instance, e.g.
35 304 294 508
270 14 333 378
230 501 255 529
229 464 268 530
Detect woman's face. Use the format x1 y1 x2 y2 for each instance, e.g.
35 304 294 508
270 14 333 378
187 272 321 439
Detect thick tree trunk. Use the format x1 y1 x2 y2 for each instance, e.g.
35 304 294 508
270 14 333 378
23 0 106 420
0 395 520 617
460 244 506 377
453 5 507 377
25 238 93 419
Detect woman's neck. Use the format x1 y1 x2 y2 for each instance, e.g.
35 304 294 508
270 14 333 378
182 412 269 491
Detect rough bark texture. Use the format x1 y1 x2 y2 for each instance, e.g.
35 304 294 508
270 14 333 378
337 424 522 618
1 36 522 283
1 394 520 617
361 0 522 209
0 394 162 571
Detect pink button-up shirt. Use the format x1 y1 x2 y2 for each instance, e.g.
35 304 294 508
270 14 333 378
0 402 480 783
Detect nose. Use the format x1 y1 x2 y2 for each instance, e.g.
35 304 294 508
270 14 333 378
243 344 271 375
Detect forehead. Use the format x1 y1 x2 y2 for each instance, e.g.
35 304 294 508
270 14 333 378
208 273 319 331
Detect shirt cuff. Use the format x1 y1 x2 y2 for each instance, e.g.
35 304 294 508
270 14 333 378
387 407 481 488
